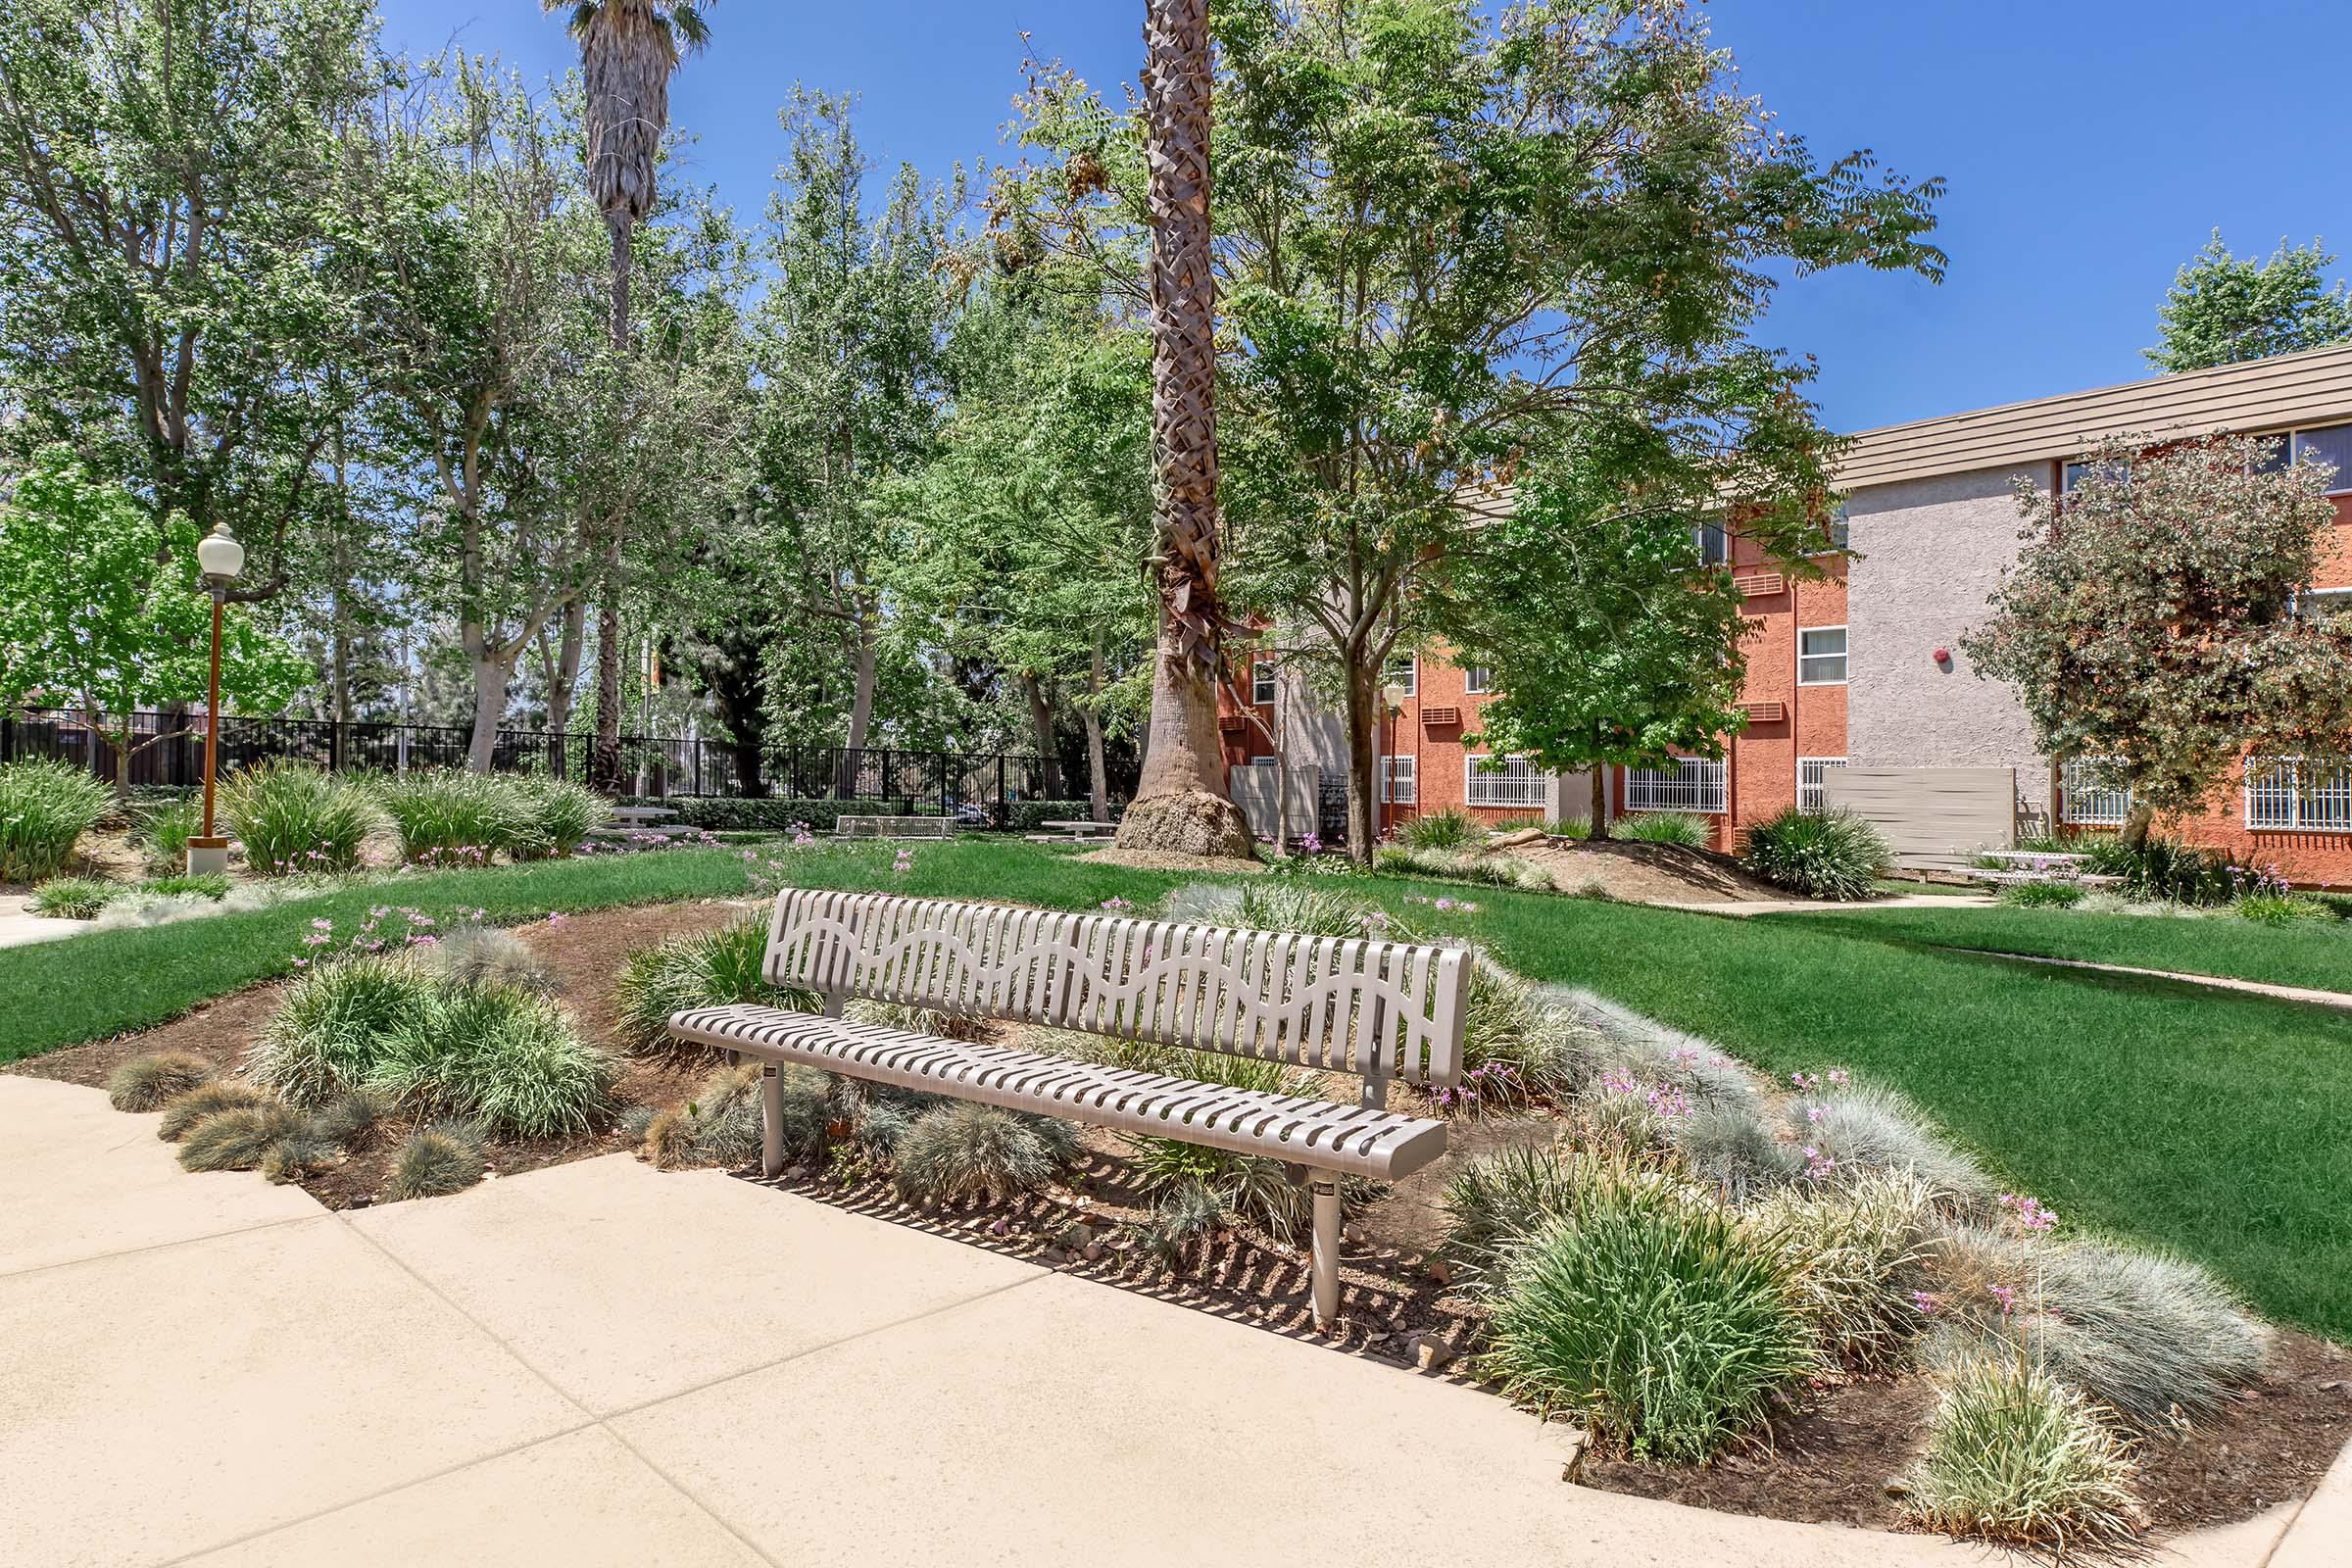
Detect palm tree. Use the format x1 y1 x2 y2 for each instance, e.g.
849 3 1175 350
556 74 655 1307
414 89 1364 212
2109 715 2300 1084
1114 0 1254 858
544 0 710 793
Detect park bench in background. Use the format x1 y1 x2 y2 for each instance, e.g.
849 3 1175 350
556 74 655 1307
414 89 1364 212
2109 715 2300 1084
1025 817 1116 845
834 815 957 841
668 889 1470 1326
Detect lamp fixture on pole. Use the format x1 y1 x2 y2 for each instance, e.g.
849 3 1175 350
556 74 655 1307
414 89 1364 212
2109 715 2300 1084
187 521 245 877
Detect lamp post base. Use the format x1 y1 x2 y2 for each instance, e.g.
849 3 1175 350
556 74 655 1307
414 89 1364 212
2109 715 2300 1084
185 838 231 877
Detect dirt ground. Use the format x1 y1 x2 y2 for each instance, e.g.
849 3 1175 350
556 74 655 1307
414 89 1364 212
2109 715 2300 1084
11 894 2346 1541
1503 836 1798 904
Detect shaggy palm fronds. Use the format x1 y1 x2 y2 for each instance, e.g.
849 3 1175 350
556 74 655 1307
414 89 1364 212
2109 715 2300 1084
1739 808 1891 901
28 876 122 919
106 1051 215 1112
893 1102 1077 1206
156 1080 273 1141
422 925 560 997
1899 1355 2146 1551
137 795 202 873
1788 1083 1995 1216
176 1102 312 1173
247 954 430 1106
1615 811 1711 849
369 981 613 1139
611 916 814 1054
1399 808 1485 851
373 768 531 867
1927 1229 2267 1428
1670 1102 1801 1201
385 1122 487 1200
509 777 609 859
0 759 110 881
1482 1167 1819 1463
218 760 378 876
1749 1171 1936 1373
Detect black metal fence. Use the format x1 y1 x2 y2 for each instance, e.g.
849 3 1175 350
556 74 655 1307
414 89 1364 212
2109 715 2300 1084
1 707 1093 815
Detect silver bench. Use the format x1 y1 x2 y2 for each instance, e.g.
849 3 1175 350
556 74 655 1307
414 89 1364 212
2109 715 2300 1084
668 889 1470 1325
833 815 957 840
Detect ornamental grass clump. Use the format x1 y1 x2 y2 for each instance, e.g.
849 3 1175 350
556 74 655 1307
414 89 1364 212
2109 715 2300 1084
1399 808 1484 851
28 876 121 919
422 925 559 997
1788 1082 1995 1217
384 1122 487 1200
107 1051 214 1111
1748 1170 1936 1373
1738 808 1890 901
375 768 531 868
1482 1168 1817 1463
370 981 612 1139
643 1061 830 1172
1616 811 1711 849
509 776 609 860
156 1080 274 1141
893 1102 1080 1206
137 795 202 873
139 872 230 901
1671 1103 1800 1202
218 760 378 876
175 1102 314 1174
0 758 110 881
1440 1142 1609 1285
612 916 813 1054
248 954 431 1106
1999 878 2087 909
1898 1355 2145 1552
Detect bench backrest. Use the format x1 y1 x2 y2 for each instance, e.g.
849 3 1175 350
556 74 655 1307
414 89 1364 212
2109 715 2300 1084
762 889 1468 1097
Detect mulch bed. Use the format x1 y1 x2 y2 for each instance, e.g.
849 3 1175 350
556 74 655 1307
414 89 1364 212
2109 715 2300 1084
10 894 2347 1544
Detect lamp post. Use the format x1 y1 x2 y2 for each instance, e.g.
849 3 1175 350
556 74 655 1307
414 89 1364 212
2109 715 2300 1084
187 521 245 876
1379 679 1408 840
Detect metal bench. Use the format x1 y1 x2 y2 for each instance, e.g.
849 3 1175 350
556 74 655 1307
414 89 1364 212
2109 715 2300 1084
834 815 957 841
667 889 1470 1326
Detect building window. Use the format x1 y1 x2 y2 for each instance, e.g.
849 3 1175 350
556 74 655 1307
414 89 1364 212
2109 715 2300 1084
2062 458 2131 493
1692 521 1729 565
1379 755 1416 805
2058 758 2133 827
1464 665 1493 695
1797 625 1848 685
2295 585 2352 620
1797 757 1847 814
2292 423 2352 495
1809 507 1850 557
1250 661 1277 705
1464 754 1545 808
1383 651 1417 697
2245 757 2352 831
1625 757 1728 814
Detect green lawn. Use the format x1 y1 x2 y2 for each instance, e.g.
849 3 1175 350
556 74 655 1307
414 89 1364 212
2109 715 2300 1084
6 837 2346 1339
1772 903 2352 996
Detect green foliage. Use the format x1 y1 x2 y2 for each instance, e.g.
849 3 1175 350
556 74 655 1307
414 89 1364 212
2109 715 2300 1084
1372 844 1554 890
644 1062 780 1171
510 777 610 859
375 770 532 867
1441 1142 1602 1285
107 1051 214 1112
1671 1103 1800 1202
317 1087 391 1151
1482 1169 1819 1462
1130 1180 1228 1272
219 761 379 876
385 1123 487 1200
1616 812 1712 849
28 876 121 919
0 760 110 881
1399 809 1483 852
421 925 559 996
1749 1172 1935 1373
369 981 613 1139
2080 836 2237 906
1998 879 2087 909
893 1102 1078 1206
137 796 203 872
1899 1356 2145 1551
157 1080 273 1141
1739 808 1890 901
249 955 428 1106
1788 1083 1995 1217
1546 815 1592 840
612 916 813 1054
2148 231 2352 372
140 872 231 902
177 1102 311 1173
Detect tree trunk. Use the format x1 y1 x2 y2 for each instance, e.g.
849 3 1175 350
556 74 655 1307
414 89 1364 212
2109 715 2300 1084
589 544 623 793
1023 674 1061 799
466 654 511 773
1084 639 1109 822
328 425 354 729
1344 665 1378 865
846 617 878 756
1114 0 1252 860
2120 800 2155 853
1590 765 1611 842
545 599 586 777
608 218 632 352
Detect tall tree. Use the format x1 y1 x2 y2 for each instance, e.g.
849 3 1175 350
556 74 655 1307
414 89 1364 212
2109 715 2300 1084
543 0 711 793
1963 435 2352 851
2148 232 2352 373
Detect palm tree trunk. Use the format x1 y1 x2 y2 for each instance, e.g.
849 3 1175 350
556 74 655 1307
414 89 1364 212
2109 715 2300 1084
588 215 631 795
1114 0 1252 859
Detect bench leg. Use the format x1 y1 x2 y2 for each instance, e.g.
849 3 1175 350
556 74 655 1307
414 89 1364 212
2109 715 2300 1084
760 1063 784 1179
1310 1175 1342 1328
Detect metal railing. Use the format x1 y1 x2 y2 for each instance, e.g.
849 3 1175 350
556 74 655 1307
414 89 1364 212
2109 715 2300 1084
2058 758 2133 827
1797 757 1847 814
2245 757 2352 831
1464 754 1546 809
1625 757 1728 814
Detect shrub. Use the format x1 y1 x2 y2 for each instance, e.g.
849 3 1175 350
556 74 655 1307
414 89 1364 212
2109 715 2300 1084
156 1080 272 1141
1616 811 1711 849
422 925 559 996
1927 1229 2266 1428
28 876 121 919
1738 808 1890 901
375 769 530 867
1788 1083 1995 1217
370 982 613 1139
1899 1355 2145 1550
1234 878 1387 939
177 1102 311 1173
893 1102 1078 1206
139 872 230 901
317 1087 391 1151
1373 844 1553 890
137 795 203 872
2234 889 2330 924
510 776 610 859
1749 1171 1935 1372
1545 814 1592 839
1671 1103 1800 1201
1399 808 1484 852
1131 1180 1228 1271
646 1061 835 1171
1999 879 2087 908
385 1122 487 1200
0 759 110 881
107 1051 214 1111
612 916 813 1054
1482 1171 1818 1462
219 760 377 876
248 955 431 1106
2083 836 2236 906
1441 1142 1598 1285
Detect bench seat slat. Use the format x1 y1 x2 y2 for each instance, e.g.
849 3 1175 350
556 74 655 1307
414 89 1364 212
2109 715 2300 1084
670 1004 1450 1181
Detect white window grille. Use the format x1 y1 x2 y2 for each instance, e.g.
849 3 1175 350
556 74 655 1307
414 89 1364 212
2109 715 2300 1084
1250 661 1277 705
1380 755 1416 805
1625 758 1728 814
1464 665 1493 695
2058 759 2133 827
1797 625 1848 685
2245 757 2352 831
1797 757 1847 813
1465 754 1544 808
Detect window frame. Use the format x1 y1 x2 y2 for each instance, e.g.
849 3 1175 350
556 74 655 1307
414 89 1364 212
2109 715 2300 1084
1463 665 1493 696
1250 660 1277 706
2058 758 2133 828
1624 757 1729 815
1464 753 1545 809
2244 756 2352 832
1379 754 1416 805
2291 422 2352 497
1382 651 1418 698
1797 624 1849 686
1796 757 1847 814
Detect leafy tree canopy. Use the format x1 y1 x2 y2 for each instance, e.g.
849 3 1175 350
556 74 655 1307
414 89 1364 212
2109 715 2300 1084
2147 232 2352 373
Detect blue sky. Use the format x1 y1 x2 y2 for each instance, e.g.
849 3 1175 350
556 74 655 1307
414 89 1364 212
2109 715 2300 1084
380 1 2352 434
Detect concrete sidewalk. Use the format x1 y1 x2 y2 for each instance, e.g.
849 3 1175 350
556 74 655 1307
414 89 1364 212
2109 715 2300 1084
0 1073 2323 1568
0 892 86 949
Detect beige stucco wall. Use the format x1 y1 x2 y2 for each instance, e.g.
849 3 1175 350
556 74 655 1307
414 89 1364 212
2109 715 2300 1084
1844 466 2055 829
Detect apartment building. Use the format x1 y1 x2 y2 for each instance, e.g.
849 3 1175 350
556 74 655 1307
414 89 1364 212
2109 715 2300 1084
1219 343 2352 885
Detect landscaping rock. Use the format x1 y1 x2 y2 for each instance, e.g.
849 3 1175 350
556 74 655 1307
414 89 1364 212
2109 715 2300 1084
1408 1333 1457 1373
